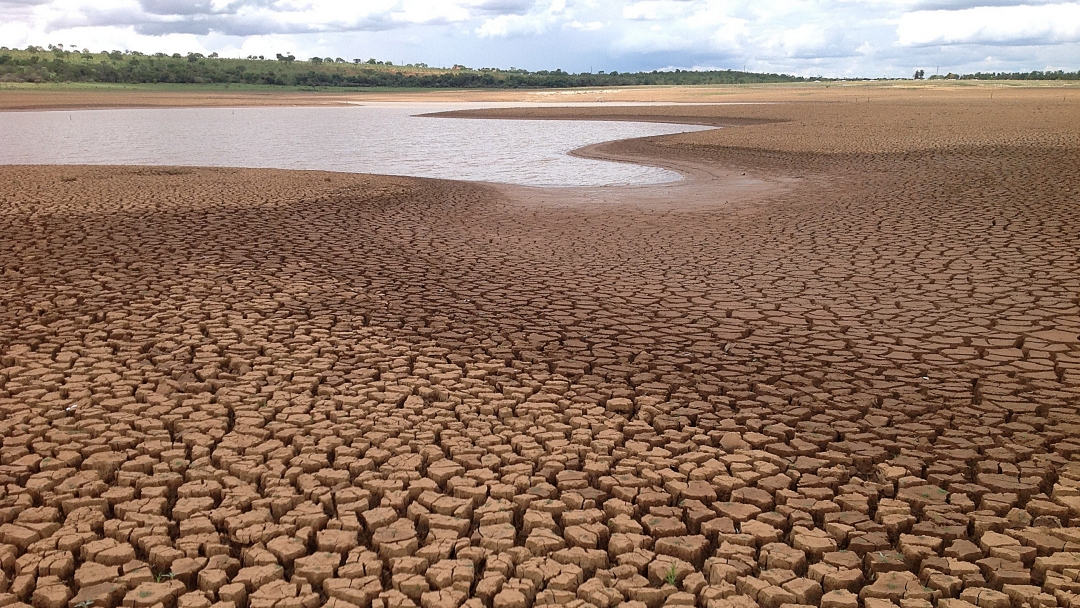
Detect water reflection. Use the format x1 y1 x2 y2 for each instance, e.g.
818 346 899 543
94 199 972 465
0 104 710 187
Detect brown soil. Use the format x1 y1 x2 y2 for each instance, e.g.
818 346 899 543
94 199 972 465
3 80 1076 111
2 87 1080 608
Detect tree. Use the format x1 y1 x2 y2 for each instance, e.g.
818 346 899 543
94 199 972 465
913 69 925 80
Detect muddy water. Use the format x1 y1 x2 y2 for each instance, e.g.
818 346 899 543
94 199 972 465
0 103 710 187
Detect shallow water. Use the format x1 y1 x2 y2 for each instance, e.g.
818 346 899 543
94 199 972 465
0 103 710 187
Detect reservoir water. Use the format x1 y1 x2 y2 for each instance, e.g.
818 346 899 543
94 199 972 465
0 103 710 187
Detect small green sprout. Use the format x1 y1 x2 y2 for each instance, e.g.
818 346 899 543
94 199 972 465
664 561 678 586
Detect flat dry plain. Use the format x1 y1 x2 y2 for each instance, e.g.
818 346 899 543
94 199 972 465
1 85 1080 608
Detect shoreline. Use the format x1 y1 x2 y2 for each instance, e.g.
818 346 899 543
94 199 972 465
5 84 1078 208
1 99 788 201
2 80 1076 112
491 138 796 212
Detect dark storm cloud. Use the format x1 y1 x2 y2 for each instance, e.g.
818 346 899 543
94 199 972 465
134 19 212 35
138 0 215 16
473 0 535 14
909 0 1061 8
129 14 313 37
45 6 146 30
46 2 402 36
135 0 293 17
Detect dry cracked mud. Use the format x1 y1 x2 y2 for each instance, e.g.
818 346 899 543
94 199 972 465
1 88 1079 608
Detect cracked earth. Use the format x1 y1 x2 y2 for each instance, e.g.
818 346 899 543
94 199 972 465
1 87 1079 608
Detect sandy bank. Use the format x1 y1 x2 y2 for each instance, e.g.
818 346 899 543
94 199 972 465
2 80 1076 111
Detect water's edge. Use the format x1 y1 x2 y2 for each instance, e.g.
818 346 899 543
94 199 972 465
0 104 712 188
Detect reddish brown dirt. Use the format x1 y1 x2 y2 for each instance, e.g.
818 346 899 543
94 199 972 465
1 88 1080 608
4 81 1076 111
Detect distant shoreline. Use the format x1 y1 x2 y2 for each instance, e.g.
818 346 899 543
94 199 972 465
2 81 1077 112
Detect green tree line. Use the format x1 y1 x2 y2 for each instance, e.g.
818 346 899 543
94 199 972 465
0 46 805 88
4 47 1075 87
953 71 1080 81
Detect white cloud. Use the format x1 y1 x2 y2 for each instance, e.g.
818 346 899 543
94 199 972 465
2 0 1077 76
613 1 750 54
623 1 695 21
897 2 1080 45
393 0 471 24
564 19 602 30
475 13 546 36
475 0 566 37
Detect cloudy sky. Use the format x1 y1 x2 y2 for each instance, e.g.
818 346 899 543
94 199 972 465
1 0 1077 77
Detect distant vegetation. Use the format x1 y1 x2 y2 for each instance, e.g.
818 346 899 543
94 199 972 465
1 46 1076 88
0 45 805 88
936 71 1080 81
